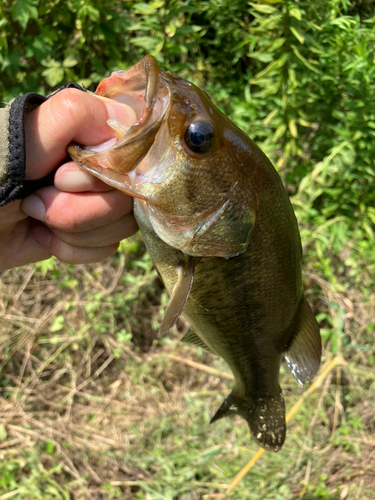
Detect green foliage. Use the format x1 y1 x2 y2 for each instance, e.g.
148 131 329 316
0 454 68 499
1 0 374 292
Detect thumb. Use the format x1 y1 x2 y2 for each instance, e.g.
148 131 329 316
24 88 137 180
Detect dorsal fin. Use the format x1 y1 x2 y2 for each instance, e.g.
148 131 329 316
158 257 196 337
284 297 322 385
181 330 216 354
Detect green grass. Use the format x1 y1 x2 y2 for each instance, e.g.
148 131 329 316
0 234 374 500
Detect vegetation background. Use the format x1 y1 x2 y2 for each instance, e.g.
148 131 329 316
0 0 374 498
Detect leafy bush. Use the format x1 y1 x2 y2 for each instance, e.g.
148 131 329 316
2 1 374 292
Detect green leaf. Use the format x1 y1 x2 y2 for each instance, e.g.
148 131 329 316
249 2 278 14
0 424 7 441
51 315 64 333
263 108 278 125
35 256 56 276
116 329 132 344
167 5 200 17
174 25 203 36
199 446 222 461
133 1 164 14
363 222 374 240
138 483 169 500
248 51 274 63
298 118 312 127
330 16 355 30
253 53 288 80
290 26 305 44
78 78 92 88
11 0 38 29
152 39 164 57
289 119 298 137
132 36 161 51
63 56 78 68
273 123 287 141
269 37 286 51
367 207 375 225
42 66 64 86
289 7 302 20
288 67 298 87
44 441 56 454
78 4 100 22
41 57 60 68
291 45 320 73
25 37 52 62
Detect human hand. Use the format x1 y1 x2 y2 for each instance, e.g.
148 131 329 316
0 89 138 272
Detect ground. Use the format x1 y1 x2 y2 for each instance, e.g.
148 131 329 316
0 237 374 499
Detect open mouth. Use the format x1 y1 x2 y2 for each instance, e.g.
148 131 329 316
68 56 170 181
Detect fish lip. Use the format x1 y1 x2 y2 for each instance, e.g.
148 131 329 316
67 56 172 200
144 55 159 112
83 56 170 156
95 55 159 111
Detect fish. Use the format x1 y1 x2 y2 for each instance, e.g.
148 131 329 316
68 55 321 452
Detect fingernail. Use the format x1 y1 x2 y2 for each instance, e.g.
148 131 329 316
33 225 52 248
21 195 46 221
104 101 138 125
55 170 94 192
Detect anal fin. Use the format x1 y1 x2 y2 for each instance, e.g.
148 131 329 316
181 330 216 355
158 257 195 337
284 297 322 385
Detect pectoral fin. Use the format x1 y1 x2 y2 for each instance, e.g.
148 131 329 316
158 257 196 337
284 298 322 385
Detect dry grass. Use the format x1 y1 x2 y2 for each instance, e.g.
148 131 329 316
0 243 374 499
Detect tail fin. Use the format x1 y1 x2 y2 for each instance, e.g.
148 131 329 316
211 391 286 452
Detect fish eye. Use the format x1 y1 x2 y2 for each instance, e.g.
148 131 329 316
184 121 215 154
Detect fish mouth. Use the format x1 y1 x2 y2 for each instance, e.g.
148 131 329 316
68 56 170 189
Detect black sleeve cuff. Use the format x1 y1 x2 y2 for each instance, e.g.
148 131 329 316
0 82 86 207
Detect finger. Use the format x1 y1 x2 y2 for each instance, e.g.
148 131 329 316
0 200 27 227
0 218 51 272
49 212 138 248
54 161 114 193
25 89 137 180
32 225 119 265
21 186 134 232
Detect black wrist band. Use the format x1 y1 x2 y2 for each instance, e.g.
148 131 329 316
0 82 86 207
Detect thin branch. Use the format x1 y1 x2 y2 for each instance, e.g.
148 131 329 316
167 354 234 380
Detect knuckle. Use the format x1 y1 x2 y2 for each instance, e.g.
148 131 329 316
54 89 89 124
51 238 118 265
51 239 85 265
44 194 81 232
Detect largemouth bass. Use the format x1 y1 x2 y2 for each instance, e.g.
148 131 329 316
68 56 321 452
